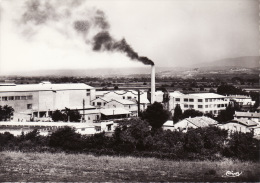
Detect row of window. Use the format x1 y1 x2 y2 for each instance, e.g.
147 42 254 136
0 95 33 101
176 98 226 102
182 104 227 109
93 102 106 106
122 96 136 100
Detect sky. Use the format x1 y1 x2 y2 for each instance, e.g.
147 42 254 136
0 0 258 75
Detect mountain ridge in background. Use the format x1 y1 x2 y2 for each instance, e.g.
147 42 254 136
2 56 259 76
191 56 259 69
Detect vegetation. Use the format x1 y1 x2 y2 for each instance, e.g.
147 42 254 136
0 105 14 121
51 109 81 122
0 118 259 161
172 104 182 123
1 151 259 182
180 109 203 119
217 103 236 123
141 102 170 130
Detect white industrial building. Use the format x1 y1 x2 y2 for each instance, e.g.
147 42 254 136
168 92 230 116
0 82 95 121
227 95 255 106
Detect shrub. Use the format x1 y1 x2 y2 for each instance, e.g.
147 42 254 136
49 126 82 151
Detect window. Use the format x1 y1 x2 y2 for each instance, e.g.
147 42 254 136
27 104 32 109
8 96 14 100
2 97 8 101
86 89 90 91
15 96 20 100
92 102 95 105
189 99 194 102
127 96 131 99
198 99 203 102
175 98 180 102
129 105 131 109
189 105 194 108
86 93 90 96
123 96 125 99
205 105 208 108
81 128 85 131
27 95 33 100
184 104 188 108
198 105 203 108
184 98 188 102
205 99 208 102
21 96 26 100
97 102 102 106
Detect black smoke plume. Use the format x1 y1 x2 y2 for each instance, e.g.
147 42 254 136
21 0 154 65
92 31 154 65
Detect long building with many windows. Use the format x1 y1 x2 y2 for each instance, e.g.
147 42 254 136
0 82 95 120
169 92 230 115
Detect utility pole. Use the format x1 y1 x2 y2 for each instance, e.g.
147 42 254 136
82 99 85 122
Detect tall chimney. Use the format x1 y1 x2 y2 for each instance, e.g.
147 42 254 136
151 65 155 104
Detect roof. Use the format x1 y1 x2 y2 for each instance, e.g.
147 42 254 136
169 91 184 97
0 121 95 128
80 109 101 114
231 119 258 127
91 97 111 103
189 93 226 99
96 91 110 96
100 108 131 116
0 83 93 92
183 116 218 128
163 120 174 127
109 99 136 105
227 95 251 99
234 111 260 118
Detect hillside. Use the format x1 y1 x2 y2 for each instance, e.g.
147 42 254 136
194 56 259 69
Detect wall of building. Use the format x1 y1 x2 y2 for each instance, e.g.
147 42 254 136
169 94 229 115
0 84 96 121
173 119 197 132
0 91 39 115
91 98 108 108
219 123 251 133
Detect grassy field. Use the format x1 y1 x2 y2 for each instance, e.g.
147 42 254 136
0 151 259 182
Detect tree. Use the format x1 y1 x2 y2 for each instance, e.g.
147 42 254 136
181 109 203 119
49 126 82 150
0 105 14 121
141 102 170 130
68 110 81 122
217 103 235 123
173 104 182 123
113 118 152 151
63 108 81 122
217 84 245 95
52 110 65 122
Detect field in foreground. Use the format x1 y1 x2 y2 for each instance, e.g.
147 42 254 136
0 151 259 182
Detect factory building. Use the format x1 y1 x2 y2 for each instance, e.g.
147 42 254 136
169 92 230 116
0 82 95 121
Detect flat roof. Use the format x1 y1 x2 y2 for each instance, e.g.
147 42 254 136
109 99 136 105
0 121 95 128
0 83 93 92
100 108 131 116
189 93 226 98
235 111 260 118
